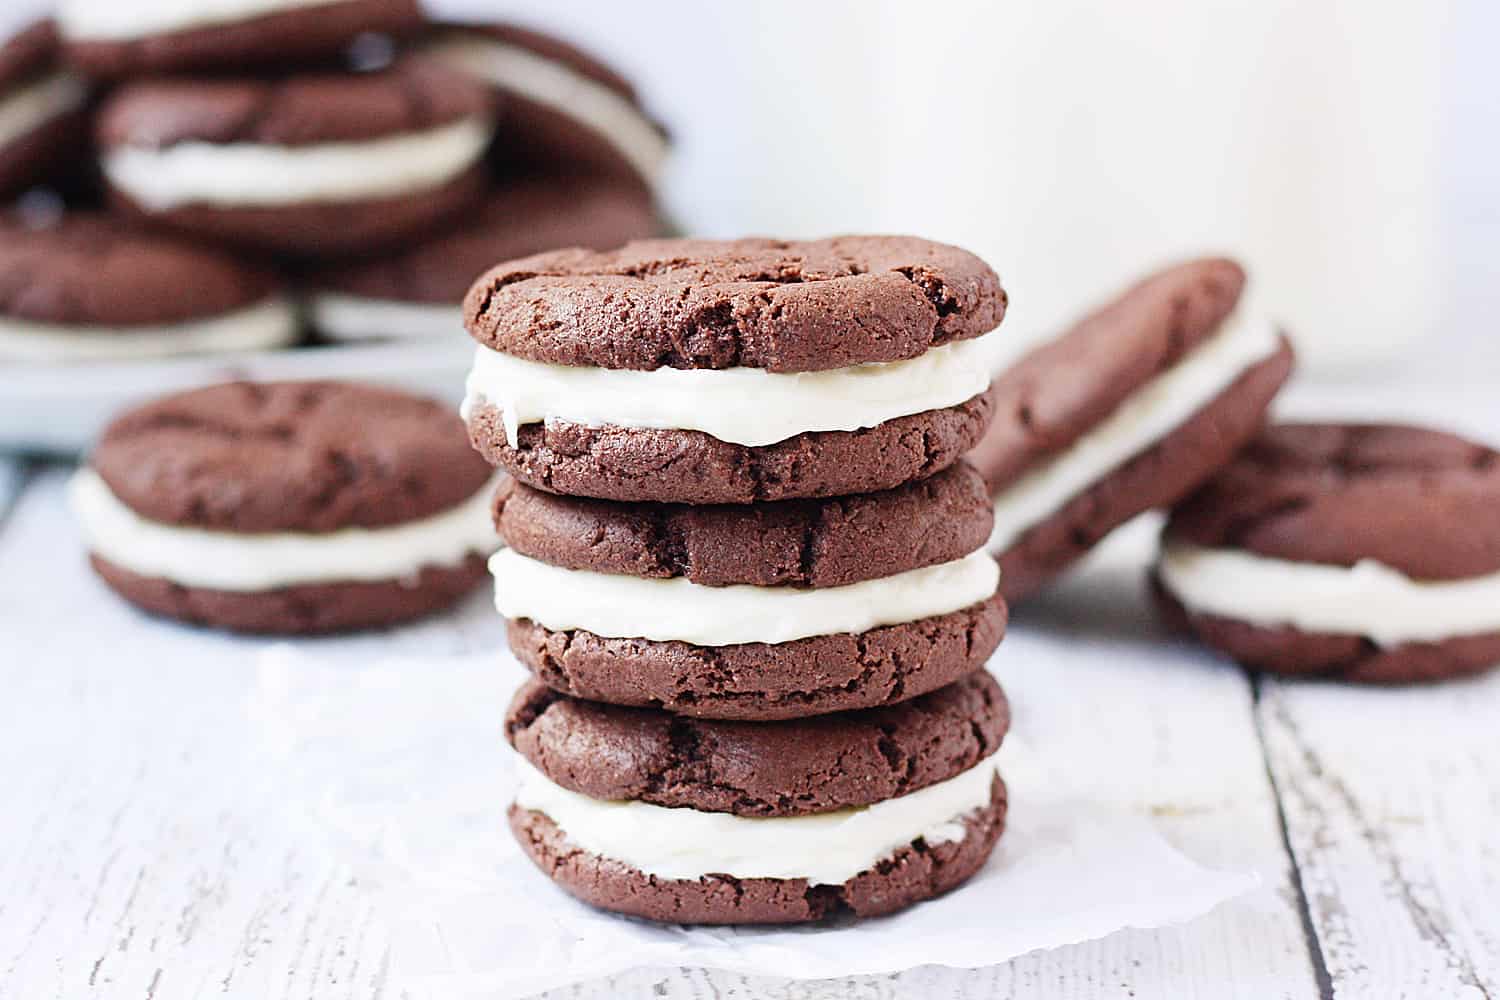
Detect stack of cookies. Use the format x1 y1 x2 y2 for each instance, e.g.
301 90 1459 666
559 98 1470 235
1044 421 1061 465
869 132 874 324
459 236 1016 923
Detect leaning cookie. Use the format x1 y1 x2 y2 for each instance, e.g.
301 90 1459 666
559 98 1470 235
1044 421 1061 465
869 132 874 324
58 0 424 78
97 59 492 257
506 672 1009 924
71 381 500 634
968 257 1294 601
0 213 297 363
1154 423 1500 684
463 236 1007 503
0 21 89 198
495 462 1006 719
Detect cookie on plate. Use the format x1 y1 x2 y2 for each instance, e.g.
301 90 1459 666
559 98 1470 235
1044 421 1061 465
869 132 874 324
969 257 1295 601
0 21 89 197
424 23 668 193
462 236 1007 504
494 461 1006 719
71 381 500 634
0 213 296 363
97 59 493 257
506 671 1010 924
58 0 424 78
306 178 658 343
1155 423 1500 683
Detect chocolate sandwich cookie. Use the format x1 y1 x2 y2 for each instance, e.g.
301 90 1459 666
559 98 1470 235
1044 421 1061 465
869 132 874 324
72 381 500 634
463 235 1007 503
424 24 668 193
97 59 493 257
307 178 658 342
59 0 424 79
1155 423 1500 683
969 257 1294 601
0 21 89 197
494 461 1006 719
505 671 1010 924
0 212 297 363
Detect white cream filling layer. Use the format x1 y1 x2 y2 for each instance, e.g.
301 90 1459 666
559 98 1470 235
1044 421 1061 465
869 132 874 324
103 116 492 210
0 72 88 149
1158 542 1500 647
988 314 1281 553
427 35 667 184
514 754 999 884
0 298 298 363
462 328 1006 449
58 0 344 41
491 547 999 646
70 468 500 592
309 294 459 342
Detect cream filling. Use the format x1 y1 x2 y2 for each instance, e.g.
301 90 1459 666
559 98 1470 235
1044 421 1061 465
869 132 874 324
988 314 1281 553
57 0 344 41
491 547 999 646
70 468 500 592
462 328 1007 449
1158 541 1500 647
0 72 88 149
427 34 667 184
102 116 492 210
309 294 459 342
0 298 298 363
514 754 1000 884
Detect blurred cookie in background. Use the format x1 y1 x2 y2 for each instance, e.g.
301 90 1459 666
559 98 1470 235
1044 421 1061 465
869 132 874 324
0 21 90 199
58 0 424 79
96 58 494 258
305 177 660 343
0 212 296 363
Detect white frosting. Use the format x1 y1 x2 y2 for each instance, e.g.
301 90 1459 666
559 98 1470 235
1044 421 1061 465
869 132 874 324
427 34 666 184
0 298 298 364
462 329 1005 449
491 547 999 646
309 294 459 343
988 314 1281 552
1158 542 1500 647
103 116 492 210
514 754 999 884
58 0 343 41
0 72 88 149
69 468 499 592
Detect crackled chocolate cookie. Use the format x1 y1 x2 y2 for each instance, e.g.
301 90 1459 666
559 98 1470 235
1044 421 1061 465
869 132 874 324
505 671 1010 924
1155 423 1500 683
494 461 1005 719
463 235 1007 503
0 21 89 197
72 381 499 634
306 178 658 342
968 257 1294 601
59 0 424 78
97 59 492 257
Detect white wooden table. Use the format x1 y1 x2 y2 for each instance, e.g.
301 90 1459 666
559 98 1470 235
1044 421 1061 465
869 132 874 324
1 379 1496 1000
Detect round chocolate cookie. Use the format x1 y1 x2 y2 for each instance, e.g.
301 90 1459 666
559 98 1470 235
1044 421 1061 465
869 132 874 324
0 21 90 198
0 212 297 363
505 673 1009 923
496 462 1005 719
59 0 424 79
73 380 499 634
1155 423 1500 683
97 59 493 258
970 257 1294 601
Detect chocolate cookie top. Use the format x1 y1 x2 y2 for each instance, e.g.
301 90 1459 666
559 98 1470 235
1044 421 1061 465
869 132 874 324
443 23 642 106
505 670 1009 817
310 179 658 304
971 257 1245 489
0 213 278 326
0 20 60 89
1166 423 1500 580
464 235 1006 373
96 58 490 150
92 381 494 533
495 460 994 588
